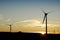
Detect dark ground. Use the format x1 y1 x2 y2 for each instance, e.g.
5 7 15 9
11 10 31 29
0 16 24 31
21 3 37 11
0 32 60 40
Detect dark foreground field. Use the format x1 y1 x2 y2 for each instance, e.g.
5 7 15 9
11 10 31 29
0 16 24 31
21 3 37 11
0 32 60 40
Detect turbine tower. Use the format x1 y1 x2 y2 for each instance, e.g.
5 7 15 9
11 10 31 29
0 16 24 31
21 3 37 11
6 24 12 32
9 24 12 32
42 10 51 35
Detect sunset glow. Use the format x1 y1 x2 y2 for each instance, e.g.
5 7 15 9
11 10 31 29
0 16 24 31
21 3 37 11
0 0 60 34
40 32 45 35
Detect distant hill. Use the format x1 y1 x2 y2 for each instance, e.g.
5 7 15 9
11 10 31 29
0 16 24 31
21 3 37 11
0 32 60 40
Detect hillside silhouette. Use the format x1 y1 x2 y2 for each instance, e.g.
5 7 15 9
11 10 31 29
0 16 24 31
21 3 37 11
0 32 60 40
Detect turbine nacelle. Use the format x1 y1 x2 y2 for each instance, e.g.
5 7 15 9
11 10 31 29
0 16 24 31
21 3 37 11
45 13 48 16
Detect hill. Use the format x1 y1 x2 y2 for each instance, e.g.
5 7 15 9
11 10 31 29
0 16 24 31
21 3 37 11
0 32 60 40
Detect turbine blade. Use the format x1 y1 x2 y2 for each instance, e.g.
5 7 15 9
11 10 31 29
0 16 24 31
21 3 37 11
42 15 46 24
41 9 45 14
47 11 53 14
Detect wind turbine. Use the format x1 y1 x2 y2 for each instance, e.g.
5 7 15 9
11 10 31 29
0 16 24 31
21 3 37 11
6 24 12 32
9 24 12 32
42 10 51 35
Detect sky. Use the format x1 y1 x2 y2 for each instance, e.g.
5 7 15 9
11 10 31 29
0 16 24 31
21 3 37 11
0 0 60 34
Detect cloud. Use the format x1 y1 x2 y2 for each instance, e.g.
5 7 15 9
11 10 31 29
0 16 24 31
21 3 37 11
13 19 60 32
14 19 59 27
14 19 41 27
5 18 11 22
10 19 42 32
5 18 13 24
